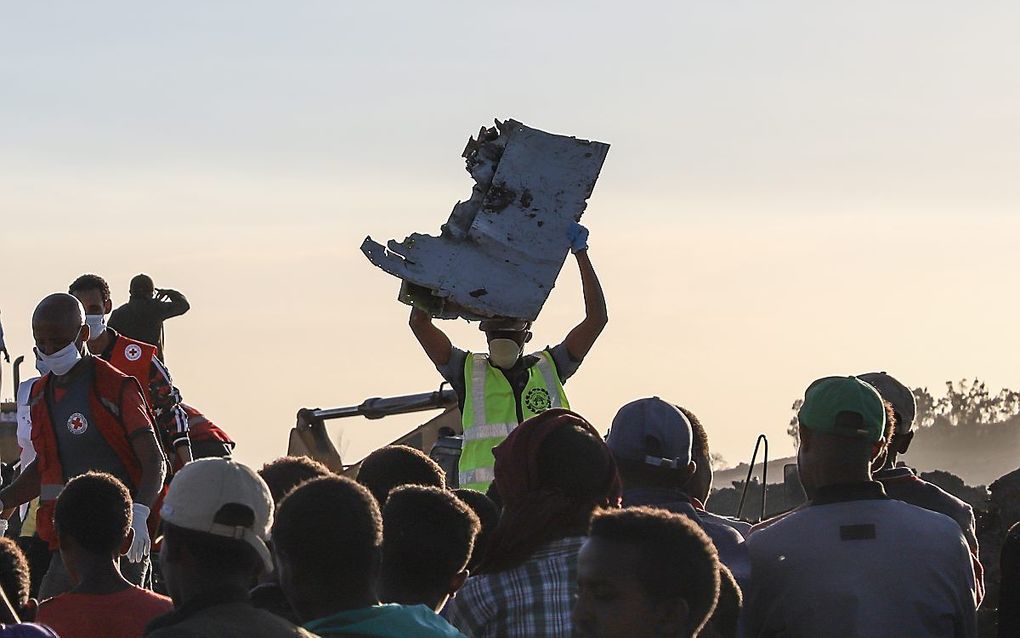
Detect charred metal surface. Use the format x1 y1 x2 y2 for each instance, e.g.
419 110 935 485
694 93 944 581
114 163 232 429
362 119 610 321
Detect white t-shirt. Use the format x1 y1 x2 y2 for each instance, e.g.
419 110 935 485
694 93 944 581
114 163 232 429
16 378 38 520
746 485 977 638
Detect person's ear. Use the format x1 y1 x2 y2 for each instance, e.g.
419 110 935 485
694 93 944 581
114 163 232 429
899 431 915 454
448 569 470 597
685 460 698 483
79 324 91 345
104 298 113 314
22 598 38 622
120 526 135 557
654 597 689 638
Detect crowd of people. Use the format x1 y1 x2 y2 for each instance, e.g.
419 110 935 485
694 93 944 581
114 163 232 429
0 248 1014 637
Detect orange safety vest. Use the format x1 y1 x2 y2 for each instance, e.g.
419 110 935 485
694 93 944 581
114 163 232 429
106 334 157 391
29 357 150 548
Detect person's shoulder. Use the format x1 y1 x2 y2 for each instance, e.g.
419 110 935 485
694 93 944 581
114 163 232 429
121 585 174 609
0 624 60 638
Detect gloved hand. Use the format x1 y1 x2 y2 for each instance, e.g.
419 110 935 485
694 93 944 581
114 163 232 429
0 517 8 537
567 222 589 254
126 503 151 563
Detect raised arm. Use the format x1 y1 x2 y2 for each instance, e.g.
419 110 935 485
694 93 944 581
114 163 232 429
409 307 454 367
563 244 609 361
157 289 190 319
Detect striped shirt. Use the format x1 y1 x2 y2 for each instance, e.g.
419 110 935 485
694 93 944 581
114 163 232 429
445 536 584 638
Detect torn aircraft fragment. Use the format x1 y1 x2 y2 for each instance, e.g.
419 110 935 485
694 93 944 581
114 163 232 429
361 119 610 321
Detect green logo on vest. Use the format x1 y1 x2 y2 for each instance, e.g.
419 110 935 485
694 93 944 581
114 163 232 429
524 388 552 413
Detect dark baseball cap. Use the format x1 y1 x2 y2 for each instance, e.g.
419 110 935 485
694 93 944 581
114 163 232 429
858 372 915 434
798 376 886 443
606 397 693 469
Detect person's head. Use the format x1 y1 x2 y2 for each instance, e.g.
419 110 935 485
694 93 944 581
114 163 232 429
32 293 88 375
158 459 274 605
258 456 332 505
68 274 113 346
54 472 132 584
0 538 33 620
607 398 697 492
680 406 714 503
479 318 532 370
573 507 721 638
796 376 888 494
272 475 382 622
129 274 155 299
482 408 621 574
452 488 500 572
379 485 480 611
858 372 916 463
700 565 742 638
356 445 445 505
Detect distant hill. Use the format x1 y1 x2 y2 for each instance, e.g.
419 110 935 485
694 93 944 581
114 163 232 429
714 414 1020 489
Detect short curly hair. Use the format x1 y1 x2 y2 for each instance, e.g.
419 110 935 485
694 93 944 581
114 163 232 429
589 506 721 634
259 456 331 504
54 471 131 555
356 445 445 504
68 274 111 302
0 537 30 612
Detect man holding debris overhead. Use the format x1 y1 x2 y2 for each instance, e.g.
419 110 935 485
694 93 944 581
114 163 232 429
409 225 607 492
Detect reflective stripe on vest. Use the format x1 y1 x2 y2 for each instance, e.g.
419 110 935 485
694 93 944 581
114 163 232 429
459 350 569 491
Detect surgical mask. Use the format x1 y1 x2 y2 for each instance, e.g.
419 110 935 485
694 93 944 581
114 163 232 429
36 340 83 376
488 338 522 370
85 314 107 341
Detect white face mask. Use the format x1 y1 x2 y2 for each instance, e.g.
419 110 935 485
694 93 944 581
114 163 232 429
85 314 107 341
36 340 83 376
488 338 522 370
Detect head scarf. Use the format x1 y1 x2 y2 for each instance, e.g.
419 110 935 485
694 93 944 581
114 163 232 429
479 408 621 574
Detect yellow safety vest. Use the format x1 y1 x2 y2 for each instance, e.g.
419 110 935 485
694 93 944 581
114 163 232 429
460 351 569 491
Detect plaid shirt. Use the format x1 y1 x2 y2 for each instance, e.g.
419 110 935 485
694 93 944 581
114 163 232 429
445 536 584 638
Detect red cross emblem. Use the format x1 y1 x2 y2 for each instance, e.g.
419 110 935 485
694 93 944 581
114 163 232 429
125 344 142 362
67 412 89 435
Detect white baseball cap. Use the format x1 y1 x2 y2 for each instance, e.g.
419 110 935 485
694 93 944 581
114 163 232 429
160 458 275 572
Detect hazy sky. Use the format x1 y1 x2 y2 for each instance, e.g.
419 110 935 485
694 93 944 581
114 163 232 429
3 2 1019 470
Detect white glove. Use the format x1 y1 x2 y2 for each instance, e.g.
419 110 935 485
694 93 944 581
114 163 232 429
126 503 151 563
0 518 8 537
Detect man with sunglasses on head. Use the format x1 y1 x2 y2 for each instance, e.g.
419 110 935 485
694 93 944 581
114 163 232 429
409 223 608 492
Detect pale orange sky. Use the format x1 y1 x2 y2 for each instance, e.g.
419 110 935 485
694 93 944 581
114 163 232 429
3 3 1019 470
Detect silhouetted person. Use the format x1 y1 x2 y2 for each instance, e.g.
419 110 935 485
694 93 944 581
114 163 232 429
36 472 173 637
445 409 621 638
379 486 480 611
861 371 983 602
606 398 749 590
746 376 977 638
146 458 314 637
572 507 722 638
452 489 500 573
700 565 742 638
0 309 9 362
680 405 752 538
109 275 189 361
272 475 465 636
251 456 332 624
1000 522 1020 637
356 445 445 505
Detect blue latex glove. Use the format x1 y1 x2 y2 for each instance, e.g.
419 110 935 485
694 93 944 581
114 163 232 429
567 222 589 254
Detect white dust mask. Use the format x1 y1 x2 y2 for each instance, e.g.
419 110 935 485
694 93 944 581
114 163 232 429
488 338 522 370
85 314 107 341
36 340 83 376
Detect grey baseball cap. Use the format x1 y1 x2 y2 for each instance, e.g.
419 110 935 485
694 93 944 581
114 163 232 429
606 397 693 469
858 372 916 434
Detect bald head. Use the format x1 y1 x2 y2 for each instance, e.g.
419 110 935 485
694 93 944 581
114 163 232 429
33 293 88 356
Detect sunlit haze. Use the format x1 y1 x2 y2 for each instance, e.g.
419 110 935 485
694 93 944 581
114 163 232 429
3 2 1019 470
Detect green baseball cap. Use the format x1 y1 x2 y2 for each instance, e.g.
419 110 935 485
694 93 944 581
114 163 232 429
797 376 886 443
